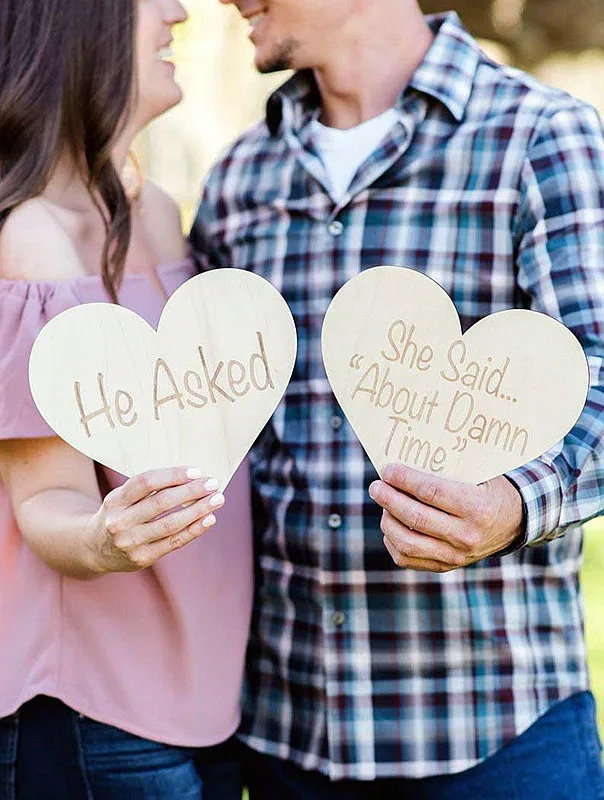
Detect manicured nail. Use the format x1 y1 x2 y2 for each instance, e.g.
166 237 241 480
209 493 225 508
202 514 216 528
186 468 203 480
204 478 219 491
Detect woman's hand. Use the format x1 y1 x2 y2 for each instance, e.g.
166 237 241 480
88 467 224 574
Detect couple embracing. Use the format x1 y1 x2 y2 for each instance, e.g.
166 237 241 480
0 0 603 798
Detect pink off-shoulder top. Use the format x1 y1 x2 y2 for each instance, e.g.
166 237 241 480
0 260 253 746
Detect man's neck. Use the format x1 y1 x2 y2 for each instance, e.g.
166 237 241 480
313 2 433 129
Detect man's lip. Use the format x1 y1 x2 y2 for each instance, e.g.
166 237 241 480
242 8 266 20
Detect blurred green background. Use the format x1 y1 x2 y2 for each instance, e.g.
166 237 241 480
143 0 604 730
584 522 604 732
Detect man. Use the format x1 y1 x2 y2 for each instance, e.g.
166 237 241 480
191 0 604 796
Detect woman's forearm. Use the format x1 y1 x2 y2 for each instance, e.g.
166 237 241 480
3 438 221 579
16 488 103 579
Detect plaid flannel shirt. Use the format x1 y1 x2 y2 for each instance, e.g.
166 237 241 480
191 12 604 780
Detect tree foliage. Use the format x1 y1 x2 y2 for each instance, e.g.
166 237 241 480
421 0 604 66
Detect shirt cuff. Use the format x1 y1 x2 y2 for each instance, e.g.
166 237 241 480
504 460 564 546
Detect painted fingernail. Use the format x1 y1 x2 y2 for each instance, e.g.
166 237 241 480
202 514 216 528
186 468 203 480
204 478 219 491
209 493 225 508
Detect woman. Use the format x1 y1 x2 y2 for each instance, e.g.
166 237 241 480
0 0 252 797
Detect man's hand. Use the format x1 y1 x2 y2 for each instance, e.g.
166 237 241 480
368 464 525 572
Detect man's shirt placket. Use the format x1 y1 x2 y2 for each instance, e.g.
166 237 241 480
278 107 430 780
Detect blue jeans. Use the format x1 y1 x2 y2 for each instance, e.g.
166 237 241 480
243 691 604 799
0 695 242 799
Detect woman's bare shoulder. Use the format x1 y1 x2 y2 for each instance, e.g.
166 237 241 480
0 199 83 282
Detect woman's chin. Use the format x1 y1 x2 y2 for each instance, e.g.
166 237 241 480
138 89 184 127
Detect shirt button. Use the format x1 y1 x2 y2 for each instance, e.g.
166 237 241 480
328 220 344 237
330 415 343 430
332 611 346 627
328 513 342 529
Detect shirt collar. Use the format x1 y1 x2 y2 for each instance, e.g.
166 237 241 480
266 11 481 136
407 12 480 123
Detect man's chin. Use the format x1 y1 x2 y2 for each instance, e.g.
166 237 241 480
256 60 291 74
255 39 298 74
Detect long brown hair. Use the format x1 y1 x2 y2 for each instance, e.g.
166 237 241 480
0 0 136 302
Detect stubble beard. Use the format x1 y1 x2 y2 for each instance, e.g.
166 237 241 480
256 37 299 73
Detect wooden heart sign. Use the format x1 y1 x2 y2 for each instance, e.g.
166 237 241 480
321 266 589 484
29 269 297 491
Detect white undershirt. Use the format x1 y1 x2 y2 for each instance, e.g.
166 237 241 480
308 108 400 201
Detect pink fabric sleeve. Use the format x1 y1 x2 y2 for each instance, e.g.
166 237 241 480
0 280 79 440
